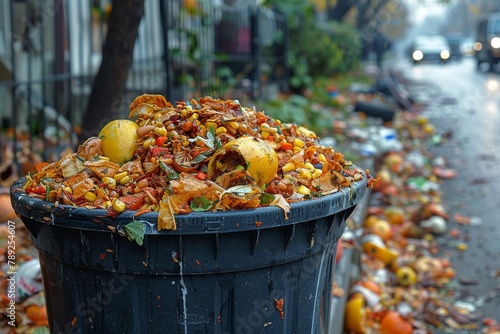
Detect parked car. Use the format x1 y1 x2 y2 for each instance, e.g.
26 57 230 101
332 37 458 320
409 35 451 64
474 12 500 70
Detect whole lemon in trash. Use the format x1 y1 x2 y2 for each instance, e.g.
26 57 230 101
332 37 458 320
344 293 367 334
98 119 139 164
207 136 279 186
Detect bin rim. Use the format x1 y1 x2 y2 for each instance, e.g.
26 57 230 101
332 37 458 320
10 175 367 235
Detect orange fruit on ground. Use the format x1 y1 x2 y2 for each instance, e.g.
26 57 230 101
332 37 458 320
381 183 399 197
360 280 381 295
98 119 139 164
372 168 391 193
344 293 367 334
383 153 403 173
25 305 48 326
364 215 385 229
371 219 393 241
382 205 406 225
379 311 413 334
0 193 17 222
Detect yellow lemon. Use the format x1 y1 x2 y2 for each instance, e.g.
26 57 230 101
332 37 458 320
98 119 139 164
207 136 278 186
344 293 366 334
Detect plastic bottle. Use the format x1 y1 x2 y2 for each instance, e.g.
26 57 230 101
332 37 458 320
15 259 42 302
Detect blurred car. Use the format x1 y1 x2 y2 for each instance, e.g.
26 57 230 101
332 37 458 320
409 35 451 64
445 33 464 60
474 13 500 69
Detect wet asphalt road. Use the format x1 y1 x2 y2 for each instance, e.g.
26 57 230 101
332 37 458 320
393 56 500 322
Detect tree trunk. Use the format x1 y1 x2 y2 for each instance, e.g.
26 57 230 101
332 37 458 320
80 0 145 142
328 0 353 21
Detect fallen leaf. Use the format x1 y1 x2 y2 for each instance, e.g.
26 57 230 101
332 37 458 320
454 213 471 225
432 167 457 179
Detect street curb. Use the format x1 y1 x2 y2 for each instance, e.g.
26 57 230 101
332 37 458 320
329 185 372 334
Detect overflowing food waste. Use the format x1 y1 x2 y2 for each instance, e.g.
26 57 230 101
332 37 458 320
17 95 373 230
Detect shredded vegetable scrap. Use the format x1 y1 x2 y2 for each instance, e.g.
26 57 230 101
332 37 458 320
21 95 372 230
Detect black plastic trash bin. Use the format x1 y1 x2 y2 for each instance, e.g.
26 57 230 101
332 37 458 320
10 176 367 334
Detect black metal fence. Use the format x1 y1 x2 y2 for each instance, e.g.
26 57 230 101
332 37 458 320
0 0 288 171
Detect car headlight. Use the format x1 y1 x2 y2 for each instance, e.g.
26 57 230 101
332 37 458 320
474 42 482 51
440 50 450 60
412 50 424 61
491 37 500 49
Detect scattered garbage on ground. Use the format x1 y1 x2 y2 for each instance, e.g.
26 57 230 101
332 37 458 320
335 71 498 334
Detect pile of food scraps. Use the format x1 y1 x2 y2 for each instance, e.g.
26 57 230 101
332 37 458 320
18 95 373 230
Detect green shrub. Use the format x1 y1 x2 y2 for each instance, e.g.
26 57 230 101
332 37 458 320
258 95 334 136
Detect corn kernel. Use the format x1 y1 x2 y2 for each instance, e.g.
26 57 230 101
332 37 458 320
260 123 270 131
114 171 128 181
293 146 302 154
180 109 188 117
143 138 156 148
137 179 149 189
227 126 237 135
228 121 239 130
297 126 309 135
312 169 322 179
182 139 190 147
282 162 296 173
102 177 117 189
64 186 72 194
293 138 305 148
298 168 312 180
84 191 97 202
186 105 193 112
318 153 327 164
238 123 247 133
205 121 217 131
119 175 131 185
261 131 270 140
153 127 167 136
304 162 315 172
190 112 199 120
113 199 126 212
297 185 310 195
216 126 227 135
102 200 112 209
